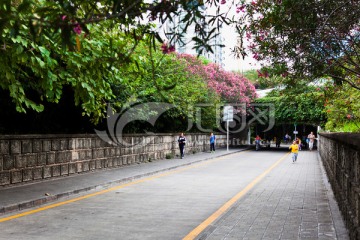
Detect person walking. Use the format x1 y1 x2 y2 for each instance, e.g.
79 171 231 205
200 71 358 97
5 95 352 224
307 132 316 151
178 133 186 159
255 135 261 150
289 140 299 163
275 136 281 148
210 132 216 153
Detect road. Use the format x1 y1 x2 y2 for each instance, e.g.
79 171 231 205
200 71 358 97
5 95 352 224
0 150 325 239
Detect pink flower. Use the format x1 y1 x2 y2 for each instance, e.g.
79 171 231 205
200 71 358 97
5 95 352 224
221 0 226 4
175 53 256 104
236 5 245 13
246 32 252 39
161 43 168 53
73 24 82 35
61 15 67 21
168 45 175 53
161 43 175 54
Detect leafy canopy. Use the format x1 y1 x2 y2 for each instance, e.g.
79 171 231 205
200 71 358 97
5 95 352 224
256 86 326 126
234 0 360 90
0 15 139 122
324 83 360 132
0 0 238 124
1 0 229 54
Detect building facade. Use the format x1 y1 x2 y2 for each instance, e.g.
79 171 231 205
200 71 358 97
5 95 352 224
159 4 225 68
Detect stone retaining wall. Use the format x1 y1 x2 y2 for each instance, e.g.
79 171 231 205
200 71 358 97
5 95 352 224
0 133 228 187
319 133 360 240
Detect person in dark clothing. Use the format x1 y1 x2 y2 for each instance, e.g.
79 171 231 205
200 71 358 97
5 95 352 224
210 132 216 152
275 136 281 148
178 132 186 159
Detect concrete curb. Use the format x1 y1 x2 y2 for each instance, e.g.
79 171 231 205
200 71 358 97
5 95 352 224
0 148 250 215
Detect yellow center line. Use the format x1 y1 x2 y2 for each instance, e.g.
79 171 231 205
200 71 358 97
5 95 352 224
0 151 248 223
182 152 290 240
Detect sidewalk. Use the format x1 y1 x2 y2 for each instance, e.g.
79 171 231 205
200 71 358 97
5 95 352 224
0 148 246 215
196 150 349 240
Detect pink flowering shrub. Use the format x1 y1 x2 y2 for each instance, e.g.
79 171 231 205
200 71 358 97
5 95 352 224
177 53 257 104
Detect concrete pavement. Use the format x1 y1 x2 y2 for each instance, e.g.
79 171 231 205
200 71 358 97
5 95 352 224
195 150 349 240
0 147 349 239
0 148 245 215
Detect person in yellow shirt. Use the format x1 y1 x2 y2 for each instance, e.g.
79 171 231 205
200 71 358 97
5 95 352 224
289 140 299 163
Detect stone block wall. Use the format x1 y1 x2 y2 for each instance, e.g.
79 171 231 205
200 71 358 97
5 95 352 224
0 133 228 187
319 133 360 240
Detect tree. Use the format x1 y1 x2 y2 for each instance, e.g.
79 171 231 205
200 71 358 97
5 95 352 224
234 0 360 90
255 87 326 126
0 17 136 123
323 83 360 132
239 69 280 89
1 0 228 56
241 69 258 83
116 45 257 133
115 40 222 132
0 0 234 123
177 53 257 104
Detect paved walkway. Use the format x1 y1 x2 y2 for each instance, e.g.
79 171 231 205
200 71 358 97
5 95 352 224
0 148 244 214
0 147 349 239
196 150 349 240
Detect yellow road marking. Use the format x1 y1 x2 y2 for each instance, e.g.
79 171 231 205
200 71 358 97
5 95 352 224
0 151 248 223
183 152 290 240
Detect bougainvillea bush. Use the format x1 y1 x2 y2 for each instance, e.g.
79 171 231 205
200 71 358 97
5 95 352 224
177 53 257 104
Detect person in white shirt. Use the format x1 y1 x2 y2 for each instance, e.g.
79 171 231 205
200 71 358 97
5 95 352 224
307 132 316 150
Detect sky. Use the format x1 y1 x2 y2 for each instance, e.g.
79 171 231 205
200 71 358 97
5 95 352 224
221 24 260 72
151 0 260 72
205 1 260 72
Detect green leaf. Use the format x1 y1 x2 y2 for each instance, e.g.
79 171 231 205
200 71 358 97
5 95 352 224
38 46 50 57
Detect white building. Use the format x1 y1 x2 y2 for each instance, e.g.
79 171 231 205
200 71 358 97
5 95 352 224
159 4 225 68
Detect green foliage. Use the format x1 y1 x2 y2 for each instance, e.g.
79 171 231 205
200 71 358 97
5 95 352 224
0 0 228 61
117 40 221 132
256 87 326 125
0 0 232 125
0 0 257 133
0 18 140 123
324 84 360 132
234 69 285 89
236 0 360 91
242 70 259 83
255 78 360 133
0 10 231 133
